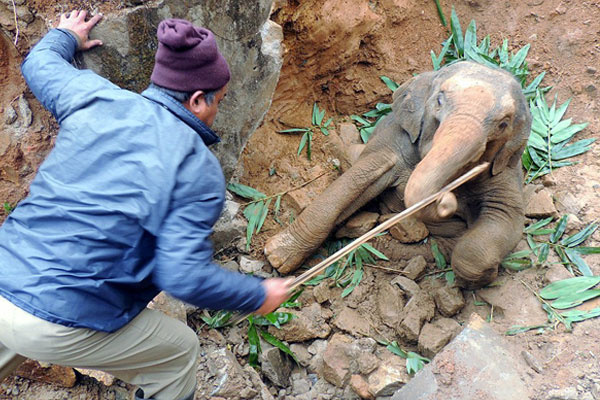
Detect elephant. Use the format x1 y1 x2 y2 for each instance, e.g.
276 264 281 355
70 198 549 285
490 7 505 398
265 61 531 288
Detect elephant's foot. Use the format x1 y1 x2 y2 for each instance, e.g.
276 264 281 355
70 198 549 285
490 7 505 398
454 263 498 289
264 228 313 274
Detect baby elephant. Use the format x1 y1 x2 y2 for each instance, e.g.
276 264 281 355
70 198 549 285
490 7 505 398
265 61 531 288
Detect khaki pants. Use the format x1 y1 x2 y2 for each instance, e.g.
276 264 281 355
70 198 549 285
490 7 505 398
0 295 198 399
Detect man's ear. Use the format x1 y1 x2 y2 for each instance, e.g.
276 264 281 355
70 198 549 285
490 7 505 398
186 90 207 114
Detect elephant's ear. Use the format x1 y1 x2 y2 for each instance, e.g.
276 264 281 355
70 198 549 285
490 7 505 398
491 97 532 175
392 72 435 144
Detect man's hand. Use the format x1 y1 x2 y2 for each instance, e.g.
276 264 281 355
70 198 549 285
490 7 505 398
255 278 293 316
57 10 103 51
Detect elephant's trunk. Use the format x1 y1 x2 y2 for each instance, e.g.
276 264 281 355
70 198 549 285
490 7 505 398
404 114 487 221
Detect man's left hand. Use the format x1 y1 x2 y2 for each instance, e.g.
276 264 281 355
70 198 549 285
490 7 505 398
57 10 103 51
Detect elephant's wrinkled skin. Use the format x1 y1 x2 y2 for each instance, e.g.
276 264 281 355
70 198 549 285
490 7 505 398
265 61 531 288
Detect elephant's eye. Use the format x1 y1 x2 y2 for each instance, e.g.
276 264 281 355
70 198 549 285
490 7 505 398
498 121 508 130
437 93 444 106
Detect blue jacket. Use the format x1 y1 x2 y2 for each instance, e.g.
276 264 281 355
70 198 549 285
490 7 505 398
0 29 265 332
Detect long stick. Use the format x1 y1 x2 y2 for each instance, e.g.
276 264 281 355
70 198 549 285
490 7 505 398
229 162 490 326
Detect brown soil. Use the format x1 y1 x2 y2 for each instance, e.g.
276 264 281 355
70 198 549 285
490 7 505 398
1 0 600 399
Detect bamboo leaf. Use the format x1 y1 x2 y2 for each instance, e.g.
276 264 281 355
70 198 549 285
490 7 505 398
539 276 600 300
380 76 399 92
550 215 568 243
431 239 447 269
256 198 272 234
551 139 595 160
247 322 261 367
524 217 554 233
501 258 532 271
575 247 600 255
279 128 310 134
260 329 298 363
298 132 309 156
361 243 389 260
450 7 464 56
551 122 589 144
561 222 598 247
227 182 266 200
551 289 600 309
537 243 550 264
565 248 593 276
312 103 319 126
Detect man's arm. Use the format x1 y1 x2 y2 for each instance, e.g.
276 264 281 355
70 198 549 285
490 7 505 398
21 10 103 120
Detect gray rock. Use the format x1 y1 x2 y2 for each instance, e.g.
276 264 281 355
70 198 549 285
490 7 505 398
17 95 32 128
386 215 429 243
376 282 404 329
525 188 558 218
397 291 435 342
417 318 462 358
333 306 372 337
147 291 187 323
368 351 410 397
260 346 293 387
391 276 420 299
391 314 531 400
267 303 332 342
402 255 427 280
335 211 379 238
81 0 283 182
4 104 17 125
322 333 355 387
212 199 246 251
290 343 312 368
239 256 265 274
203 348 250 399
433 286 465 317
545 387 579 400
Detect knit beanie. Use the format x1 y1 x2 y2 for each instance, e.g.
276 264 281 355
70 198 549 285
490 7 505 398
150 18 231 92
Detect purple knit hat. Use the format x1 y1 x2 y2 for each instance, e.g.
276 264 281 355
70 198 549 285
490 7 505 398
150 18 231 91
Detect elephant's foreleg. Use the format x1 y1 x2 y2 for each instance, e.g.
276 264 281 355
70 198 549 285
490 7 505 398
451 166 524 288
265 151 398 274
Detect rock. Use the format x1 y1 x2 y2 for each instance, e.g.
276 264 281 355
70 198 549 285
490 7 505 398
477 277 548 327
268 303 332 342
525 188 558 218
433 286 465 317
335 211 379 238
4 104 17 125
312 281 332 304
81 0 283 182
402 255 427 280
15 360 76 388
397 291 435 341
221 260 239 272
338 123 362 145
391 314 531 400
75 369 115 386
565 213 585 234
260 346 293 387
417 318 462 358
0 131 11 156
212 200 246 251
307 340 328 374
386 215 429 243
351 375 374 399
17 95 32 128
322 333 354 387
290 343 312 368
367 350 410 397
243 364 276 400
546 387 579 400
554 191 584 215
333 306 372 337
521 350 544 373
391 276 421 299
376 282 404 329
239 256 265 274
147 291 187 323
284 186 319 212
545 263 573 283
203 348 251 399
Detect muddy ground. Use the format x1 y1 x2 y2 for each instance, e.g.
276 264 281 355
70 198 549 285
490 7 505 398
1 0 600 399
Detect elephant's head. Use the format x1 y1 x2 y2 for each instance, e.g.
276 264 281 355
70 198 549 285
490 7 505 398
397 61 531 220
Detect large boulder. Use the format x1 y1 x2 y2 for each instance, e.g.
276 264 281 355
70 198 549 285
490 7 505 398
81 0 283 182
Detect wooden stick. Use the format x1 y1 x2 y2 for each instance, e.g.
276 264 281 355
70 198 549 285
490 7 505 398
229 162 490 326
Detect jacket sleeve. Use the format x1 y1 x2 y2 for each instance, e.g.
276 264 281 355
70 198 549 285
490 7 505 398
152 157 266 313
21 28 114 123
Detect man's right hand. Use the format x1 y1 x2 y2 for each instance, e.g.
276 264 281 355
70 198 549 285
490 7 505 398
57 10 103 51
255 278 293 316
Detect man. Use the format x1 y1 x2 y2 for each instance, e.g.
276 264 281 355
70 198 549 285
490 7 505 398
0 10 290 400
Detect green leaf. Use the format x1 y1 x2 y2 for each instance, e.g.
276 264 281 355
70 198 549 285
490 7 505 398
552 139 595 160
450 7 464 57
501 258 532 272
504 249 532 259
551 289 600 309
551 122 588 144
524 217 554 233
463 20 477 54
406 352 430 374
537 243 550 264
550 215 568 243
380 76 399 92
341 268 363 298
505 324 548 336
311 103 319 126
431 239 447 269
323 117 333 128
259 329 298 363
298 131 309 158
561 307 600 328
320 127 329 136
508 44 530 70
351 115 371 126
539 276 600 300
386 341 408 358
247 322 261 367
227 182 266 200
561 222 598 247
278 128 310 134
361 243 389 260
433 0 447 27
564 248 593 277
575 247 600 255
256 198 272 234
244 201 263 250
445 271 455 285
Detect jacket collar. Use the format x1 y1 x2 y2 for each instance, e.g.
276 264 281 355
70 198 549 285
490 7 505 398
141 86 221 146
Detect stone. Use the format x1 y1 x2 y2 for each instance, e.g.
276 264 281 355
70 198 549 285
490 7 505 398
477 276 548 327
397 291 435 341
544 263 573 283
376 282 404 328
212 200 246 251
4 104 17 125
243 364 276 400
433 286 465 317
81 0 283 182
387 215 429 243
221 260 239 272
338 123 362 145
239 256 265 274
17 95 32 128
15 360 76 388
350 374 374 400
417 318 462 358
402 255 427 280
554 191 584 215
322 333 354 387
284 186 319 212
565 213 585 234
147 291 187 323
521 350 544 373
391 276 421 299
268 303 332 342
333 306 372 337
335 211 379 238
525 188 558 218
367 351 410 397
75 369 115 386
391 314 531 400
312 281 332 304
203 348 248 399
260 346 293 387
290 343 312 367
545 387 579 400
0 131 11 156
